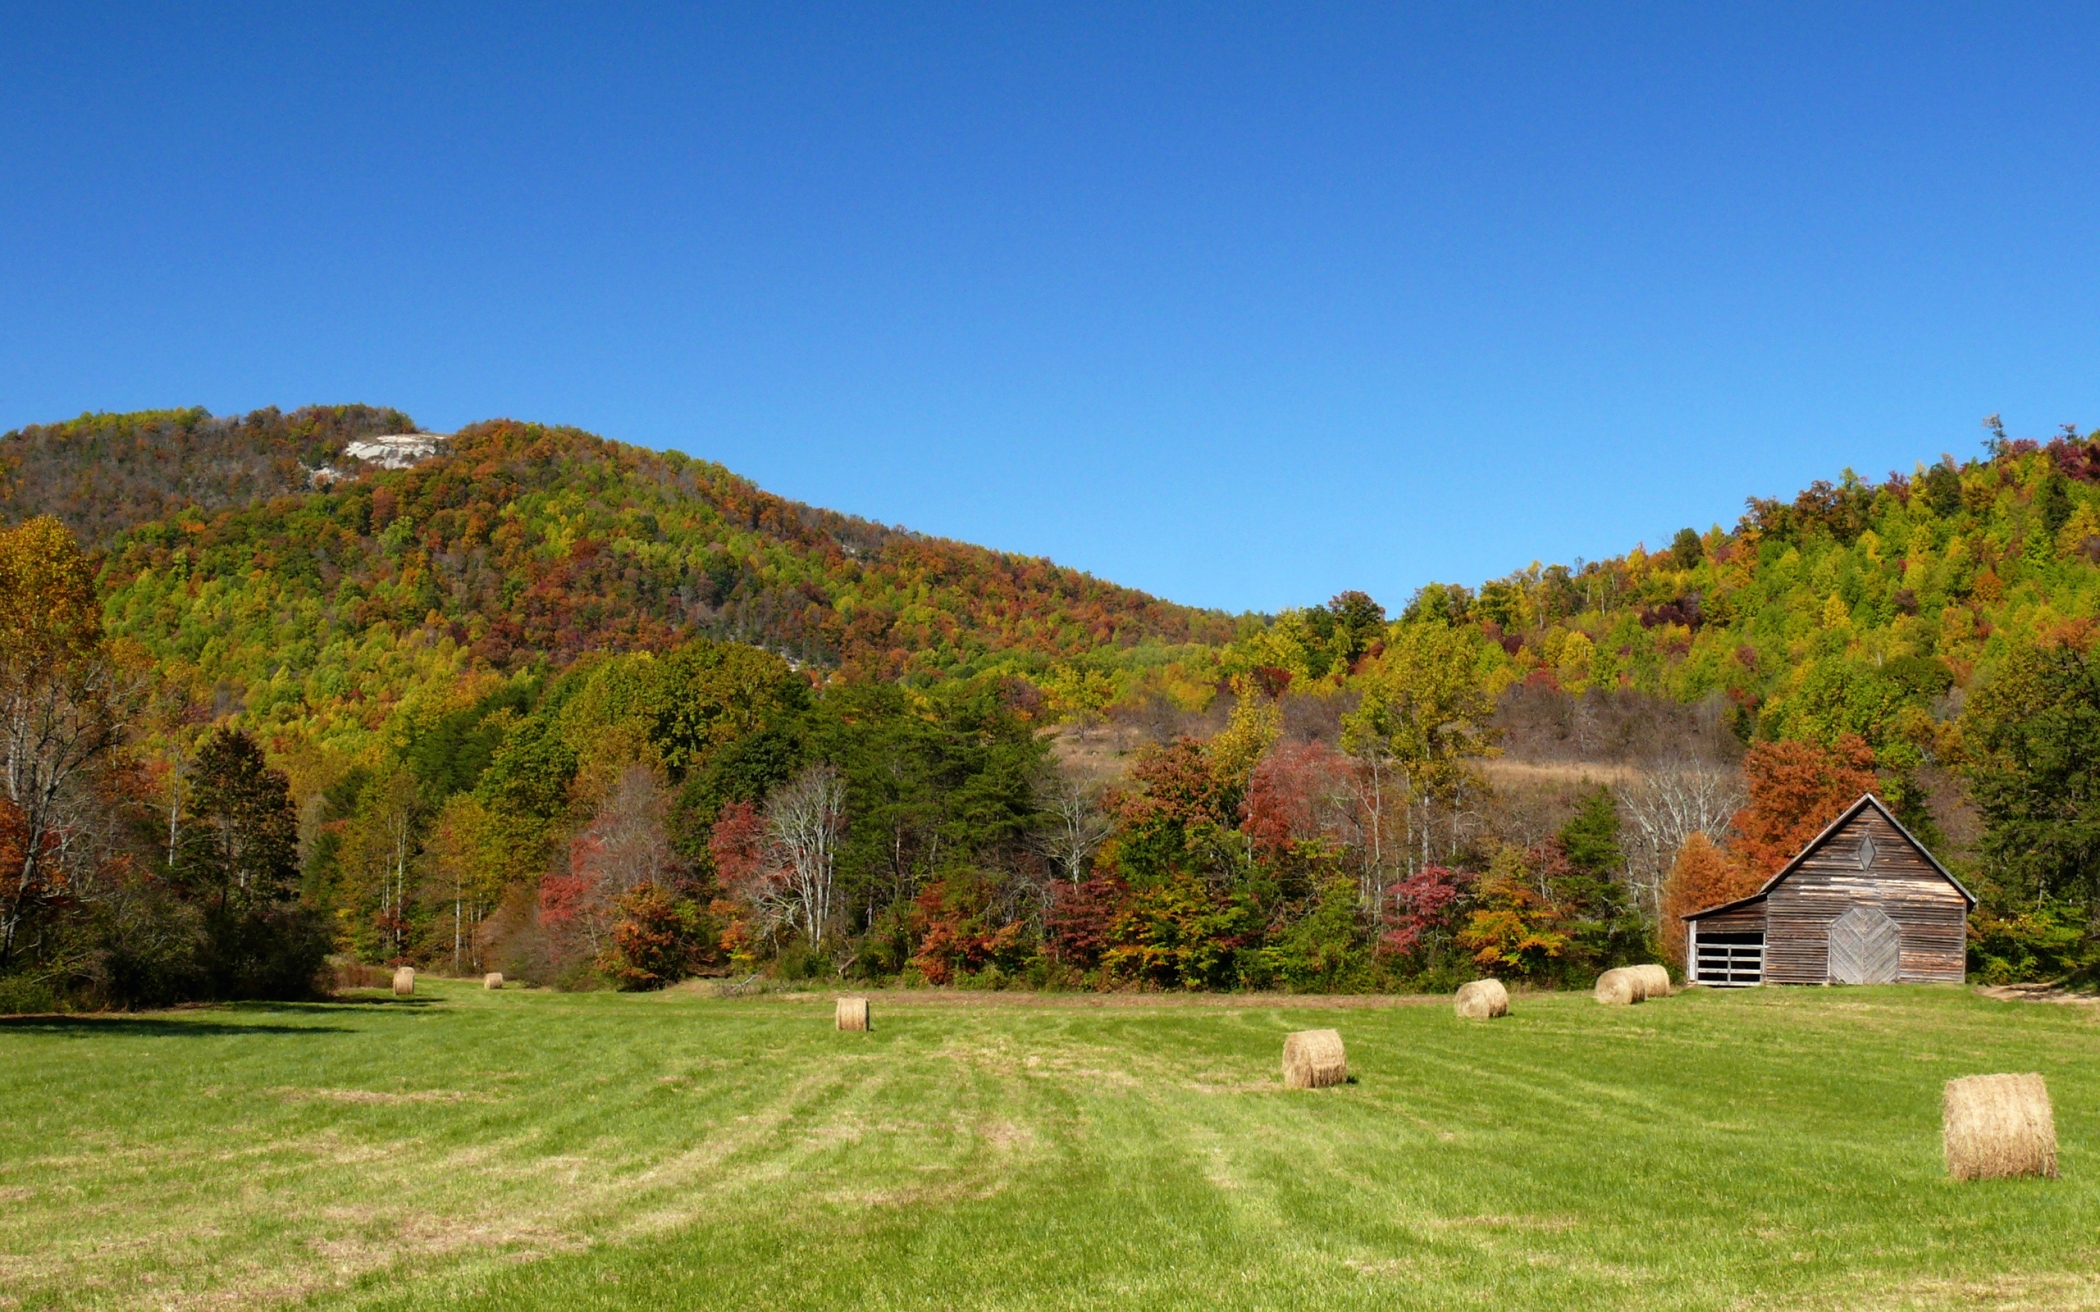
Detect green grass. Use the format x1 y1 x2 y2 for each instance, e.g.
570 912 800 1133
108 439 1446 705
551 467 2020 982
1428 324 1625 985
1 984 2095 1311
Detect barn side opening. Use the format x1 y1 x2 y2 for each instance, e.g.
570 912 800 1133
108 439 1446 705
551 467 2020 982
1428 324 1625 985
1693 932 1764 986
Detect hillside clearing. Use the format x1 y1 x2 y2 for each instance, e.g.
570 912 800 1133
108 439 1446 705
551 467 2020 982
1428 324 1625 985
0 985 2093 1311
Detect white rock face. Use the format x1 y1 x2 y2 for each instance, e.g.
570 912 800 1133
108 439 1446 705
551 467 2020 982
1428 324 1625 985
342 433 450 469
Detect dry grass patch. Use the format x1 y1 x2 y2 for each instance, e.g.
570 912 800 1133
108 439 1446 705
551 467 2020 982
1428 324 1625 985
271 1087 495 1106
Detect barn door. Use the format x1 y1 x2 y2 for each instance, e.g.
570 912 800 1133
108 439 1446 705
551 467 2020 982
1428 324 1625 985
1827 906 1900 984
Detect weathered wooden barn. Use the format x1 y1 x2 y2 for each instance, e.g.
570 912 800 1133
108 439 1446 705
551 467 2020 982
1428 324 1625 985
1683 794 1973 986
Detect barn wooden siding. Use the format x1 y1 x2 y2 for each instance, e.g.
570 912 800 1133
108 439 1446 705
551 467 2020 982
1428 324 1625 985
1761 808 1966 984
1695 903 1766 934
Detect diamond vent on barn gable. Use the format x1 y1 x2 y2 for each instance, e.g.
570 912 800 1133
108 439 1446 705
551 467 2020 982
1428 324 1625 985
1857 833 1877 870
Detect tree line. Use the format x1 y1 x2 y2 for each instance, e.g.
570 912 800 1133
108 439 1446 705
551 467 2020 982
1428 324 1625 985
17 492 2096 1006
10 411 2100 1004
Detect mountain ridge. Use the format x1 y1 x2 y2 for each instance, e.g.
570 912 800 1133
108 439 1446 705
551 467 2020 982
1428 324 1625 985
2 409 1240 752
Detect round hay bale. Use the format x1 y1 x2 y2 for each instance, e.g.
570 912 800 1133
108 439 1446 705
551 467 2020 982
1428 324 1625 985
1945 1073 2058 1180
1629 964 1671 998
483 972 504 990
1593 967 1643 1006
1454 978 1509 1020
391 966 415 997
835 997 871 1032
1282 1028 1347 1088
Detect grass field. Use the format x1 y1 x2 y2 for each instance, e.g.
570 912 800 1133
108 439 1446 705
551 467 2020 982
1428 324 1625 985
1 983 2094 1311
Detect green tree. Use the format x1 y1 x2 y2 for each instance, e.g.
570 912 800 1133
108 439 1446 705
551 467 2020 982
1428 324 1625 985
1919 459 1963 519
336 766 423 962
1551 787 1648 971
803 679 1045 930
648 640 808 777
174 727 328 998
1325 590 1388 666
2038 471 2073 539
1559 786 1624 878
1963 640 2100 913
177 729 300 917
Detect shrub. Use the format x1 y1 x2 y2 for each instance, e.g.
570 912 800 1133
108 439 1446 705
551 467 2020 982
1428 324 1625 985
1102 872 1257 990
773 939 828 981
599 883 713 991
553 958 609 992
908 874 1027 986
198 905 333 1001
0 973 60 1015
1257 880 1372 992
1968 904 2096 984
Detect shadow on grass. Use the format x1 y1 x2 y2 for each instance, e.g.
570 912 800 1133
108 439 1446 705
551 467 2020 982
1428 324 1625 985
0 1015 349 1037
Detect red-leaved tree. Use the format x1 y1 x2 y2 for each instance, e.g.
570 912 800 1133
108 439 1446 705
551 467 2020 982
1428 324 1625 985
1241 739 1356 860
1045 875 1123 968
1112 737 1235 835
1381 864 1466 959
540 763 675 959
708 800 768 896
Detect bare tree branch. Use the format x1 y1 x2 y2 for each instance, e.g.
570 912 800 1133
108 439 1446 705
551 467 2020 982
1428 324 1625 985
1619 757 1745 927
1030 770 1112 884
766 763 845 951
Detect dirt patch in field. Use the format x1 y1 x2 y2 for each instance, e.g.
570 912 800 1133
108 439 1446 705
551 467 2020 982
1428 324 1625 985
399 1213 586 1260
273 1086 496 1105
1976 984 2100 1007
305 1212 586 1285
1427 1213 1582 1233
1184 1073 1279 1095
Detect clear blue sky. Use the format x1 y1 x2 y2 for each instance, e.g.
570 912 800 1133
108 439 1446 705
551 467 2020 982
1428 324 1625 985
3 5 2096 615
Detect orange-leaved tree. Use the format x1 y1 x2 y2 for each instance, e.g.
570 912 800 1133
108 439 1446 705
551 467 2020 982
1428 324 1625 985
1660 832 1761 966
1455 846 1569 977
1731 733 1878 876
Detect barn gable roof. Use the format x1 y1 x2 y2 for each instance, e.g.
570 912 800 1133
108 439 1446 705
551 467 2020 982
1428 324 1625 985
1681 792 1974 923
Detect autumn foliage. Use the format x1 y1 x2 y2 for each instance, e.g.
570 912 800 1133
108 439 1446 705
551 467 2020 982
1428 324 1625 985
1731 734 1878 876
907 876 1026 985
17 404 2100 999
599 883 710 989
1242 739 1354 860
1660 832 1761 966
1455 852 1570 972
1381 865 1465 958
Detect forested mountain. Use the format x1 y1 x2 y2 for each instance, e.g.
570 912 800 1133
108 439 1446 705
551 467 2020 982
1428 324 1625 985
3 408 1237 735
5 405 2100 1010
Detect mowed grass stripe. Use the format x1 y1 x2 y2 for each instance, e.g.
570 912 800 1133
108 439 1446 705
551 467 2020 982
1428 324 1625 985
0 984 2093 1310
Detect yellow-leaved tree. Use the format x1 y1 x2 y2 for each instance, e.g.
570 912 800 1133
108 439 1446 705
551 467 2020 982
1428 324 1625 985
0 516 137 967
1341 621 1498 905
